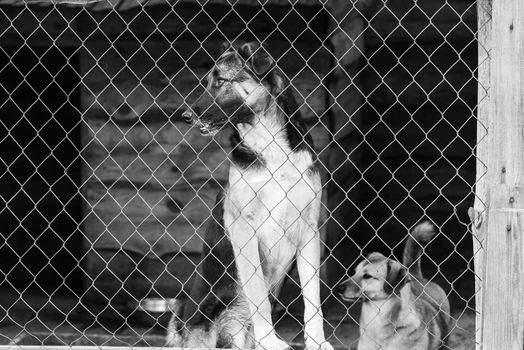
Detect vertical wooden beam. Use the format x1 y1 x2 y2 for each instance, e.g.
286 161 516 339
474 1 524 349
471 1 492 349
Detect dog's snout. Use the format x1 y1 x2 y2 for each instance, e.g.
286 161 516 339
182 110 193 124
336 283 346 296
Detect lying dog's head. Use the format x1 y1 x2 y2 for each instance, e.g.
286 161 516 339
182 41 285 136
337 253 407 302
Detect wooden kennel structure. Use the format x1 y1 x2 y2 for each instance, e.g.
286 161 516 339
2 0 522 349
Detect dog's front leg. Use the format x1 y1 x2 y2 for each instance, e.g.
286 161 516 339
297 230 334 350
229 218 289 350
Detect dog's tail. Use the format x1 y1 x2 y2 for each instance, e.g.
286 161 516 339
402 221 436 280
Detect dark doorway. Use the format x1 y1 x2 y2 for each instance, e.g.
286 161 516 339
0 46 83 293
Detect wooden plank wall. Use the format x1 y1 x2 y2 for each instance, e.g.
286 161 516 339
76 3 332 303
354 0 478 308
0 2 356 315
80 44 329 256
0 0 482 322
0 1 334 305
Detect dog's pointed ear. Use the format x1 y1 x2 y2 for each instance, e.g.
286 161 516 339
239 42 259 57
384 261 407 296
220 41 245 55
239 42 274 76
252 50 274 76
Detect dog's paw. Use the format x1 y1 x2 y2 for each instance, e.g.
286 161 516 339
304 339 334 350
165 332 183 347
257 334 290 350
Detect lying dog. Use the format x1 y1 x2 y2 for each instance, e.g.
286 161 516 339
166 41 333 350
338 222 451 350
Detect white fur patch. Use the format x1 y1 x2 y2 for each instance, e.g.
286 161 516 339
232 81 268 107
225 110 320 290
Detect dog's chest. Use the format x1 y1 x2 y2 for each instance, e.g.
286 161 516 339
223 157 319 287
359 301 401 349
225 157 319 241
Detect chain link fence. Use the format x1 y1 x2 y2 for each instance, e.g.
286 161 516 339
0 0 481 349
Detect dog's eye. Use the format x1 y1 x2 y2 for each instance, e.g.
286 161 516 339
215 78 227 87
363 273 373 280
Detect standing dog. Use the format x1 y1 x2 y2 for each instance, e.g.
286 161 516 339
338 222 451 350
166 42 333 350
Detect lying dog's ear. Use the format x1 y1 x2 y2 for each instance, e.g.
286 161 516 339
239 42 274 76
384 261 407 296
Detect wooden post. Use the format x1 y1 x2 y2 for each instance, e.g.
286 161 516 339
470 1 492 349
474 1 524 349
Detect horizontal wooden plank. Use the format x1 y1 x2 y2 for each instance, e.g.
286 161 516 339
365 0 476 45
83 117 329 155
1 0 321 8
83 214 206 255
0 346 226 350
78 40 328 80
94 0 321 11
81 67 327 124
83 127 329 188
83 181 222 255
1 2 328 45
0 5 81 46
81 79 187 124
82 119 329 187
83 250 197 302
84 182 220 224
81 118 231 153
78 3 328 43
80 67 203 124
83 145 229 186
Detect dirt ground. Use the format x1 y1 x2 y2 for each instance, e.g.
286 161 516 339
0 286 475 349
276 305 475 350
329 310 476 350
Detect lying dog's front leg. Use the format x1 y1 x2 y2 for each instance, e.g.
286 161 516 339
229 218 289 350
297 229 334 350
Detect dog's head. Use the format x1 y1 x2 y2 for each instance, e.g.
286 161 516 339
337 252 407 302
182 41 285 136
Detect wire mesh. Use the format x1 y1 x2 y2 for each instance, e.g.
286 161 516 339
0 0 480 349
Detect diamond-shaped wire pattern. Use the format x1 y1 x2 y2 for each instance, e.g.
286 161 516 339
0 0 481 349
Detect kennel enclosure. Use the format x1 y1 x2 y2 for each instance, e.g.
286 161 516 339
1 0 522 349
